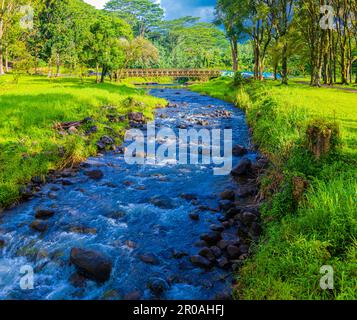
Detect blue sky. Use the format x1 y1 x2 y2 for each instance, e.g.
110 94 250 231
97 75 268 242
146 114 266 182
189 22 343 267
83 0 216 22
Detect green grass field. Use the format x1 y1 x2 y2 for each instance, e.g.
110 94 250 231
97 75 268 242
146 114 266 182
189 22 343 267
0 75 165 208
191 78 357 299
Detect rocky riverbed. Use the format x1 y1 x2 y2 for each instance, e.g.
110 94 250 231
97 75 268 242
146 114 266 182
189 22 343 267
0 88 266 300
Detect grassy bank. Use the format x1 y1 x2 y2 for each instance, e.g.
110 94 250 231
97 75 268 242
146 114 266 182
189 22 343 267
191 78 357 299
0 75 165 208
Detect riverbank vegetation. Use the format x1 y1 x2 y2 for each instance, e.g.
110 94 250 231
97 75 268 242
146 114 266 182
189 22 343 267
191 78 357 299
0 75 165 208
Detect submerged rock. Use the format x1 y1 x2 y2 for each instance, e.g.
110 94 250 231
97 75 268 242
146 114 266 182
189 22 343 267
147 278 169 296
70 248 112 283
35 209 55 220
190 255 212 269
139 253 159 265
189 212 199 221
30 220 48 232
149 195 175 209
84 170 104 180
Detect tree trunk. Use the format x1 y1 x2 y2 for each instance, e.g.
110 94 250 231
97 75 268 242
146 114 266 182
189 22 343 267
231 39 238 72
55 52 60 77
281 42 288 84
95 63 99 83
274 62 278 80
5 46 9 72
0 19 4 76
100 65 107 83
48 58 53 78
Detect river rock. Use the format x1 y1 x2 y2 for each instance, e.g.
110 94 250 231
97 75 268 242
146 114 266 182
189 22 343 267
239 244 249 255
149 195 175 209
125 240 137 249
219 200 235 212
61 179 74 186
84 170 104 180
189 212 199 221
180 193 198 201
147 278 169 296
220 190 235 201
128 112 145 123
30 220 48 232
226 245 241 259
241 211 258 225
124 290 142 300
237 185 258 198
172 249 188 259
217 257 230 269
231 158 252 176
35 209 55 220
97 135 115 150
190 255 212 269
210 224 224 232
200 231 222 246
69 272 87 288
139 254 159 265
69 225 97 235
198 247 216 261
217 240 229 250
194 240 207 247
226 207 241 219
210 246 222 258
232 145 248 157
70 248 112 283
0 238 5 248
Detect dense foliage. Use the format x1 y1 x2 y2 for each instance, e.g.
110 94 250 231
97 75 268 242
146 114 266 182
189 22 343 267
0 0 232 82
215 0 357 85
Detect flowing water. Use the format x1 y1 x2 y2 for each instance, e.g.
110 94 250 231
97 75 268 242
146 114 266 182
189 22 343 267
0 88 256 300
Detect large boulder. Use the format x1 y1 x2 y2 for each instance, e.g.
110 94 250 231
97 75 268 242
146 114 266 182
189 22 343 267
69 248 112 283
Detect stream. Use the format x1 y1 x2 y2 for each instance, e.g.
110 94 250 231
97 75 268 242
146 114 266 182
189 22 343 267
0 87 257 300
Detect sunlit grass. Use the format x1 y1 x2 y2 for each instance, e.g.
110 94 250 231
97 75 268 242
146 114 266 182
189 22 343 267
0 75 166 207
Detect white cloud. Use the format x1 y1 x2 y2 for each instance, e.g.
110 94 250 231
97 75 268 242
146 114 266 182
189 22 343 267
84 0 108 9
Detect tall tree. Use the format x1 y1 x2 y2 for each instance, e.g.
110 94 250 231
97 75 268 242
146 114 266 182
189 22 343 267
215 0 249 71
104 0 164 37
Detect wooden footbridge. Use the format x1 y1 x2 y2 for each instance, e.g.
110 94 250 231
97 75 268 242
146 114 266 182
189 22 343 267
120 68 222 79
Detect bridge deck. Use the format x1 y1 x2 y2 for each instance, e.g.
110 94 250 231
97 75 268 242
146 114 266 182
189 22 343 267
120 69 221 78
